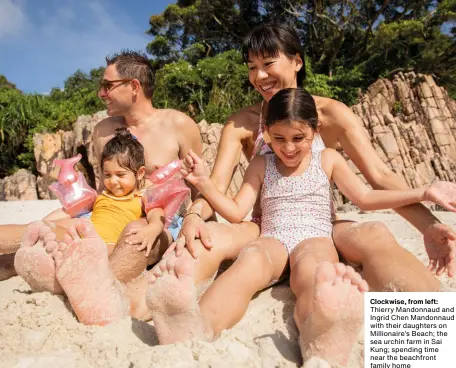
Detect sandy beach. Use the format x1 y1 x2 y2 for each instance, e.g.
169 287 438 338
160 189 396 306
1 200 455 367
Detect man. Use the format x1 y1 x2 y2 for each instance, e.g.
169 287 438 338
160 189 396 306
8 50 250 325
1 50 202 284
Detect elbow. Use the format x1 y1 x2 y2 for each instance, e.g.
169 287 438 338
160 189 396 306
226 215 243 223
368 167 397 190
351 193 371 211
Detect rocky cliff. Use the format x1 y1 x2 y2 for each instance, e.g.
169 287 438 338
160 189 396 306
1 72 455 208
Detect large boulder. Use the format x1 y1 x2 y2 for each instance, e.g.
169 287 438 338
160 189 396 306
0 169 38 200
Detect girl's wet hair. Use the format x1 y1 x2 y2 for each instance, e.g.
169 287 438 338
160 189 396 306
242 23 306 86
266 88 318 131
101 127 145 187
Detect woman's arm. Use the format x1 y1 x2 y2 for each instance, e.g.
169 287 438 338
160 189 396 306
184 152 264 223
329 101 441 233
186 119 246 220
325 149 456 212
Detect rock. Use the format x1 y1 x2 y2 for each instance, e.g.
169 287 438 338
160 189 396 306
0 169 38 200
198 120 248 198
335 72 456 208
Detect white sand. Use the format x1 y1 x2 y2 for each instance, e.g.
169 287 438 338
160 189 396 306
1 200 455 367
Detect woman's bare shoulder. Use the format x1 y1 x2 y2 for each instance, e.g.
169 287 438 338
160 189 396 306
313 95 349 119
226 102 262 130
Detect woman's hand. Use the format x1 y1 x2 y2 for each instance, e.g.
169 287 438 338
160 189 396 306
424 181 456 212
423 223 456 277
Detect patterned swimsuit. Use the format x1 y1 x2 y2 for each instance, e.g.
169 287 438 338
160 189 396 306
260 152 333 253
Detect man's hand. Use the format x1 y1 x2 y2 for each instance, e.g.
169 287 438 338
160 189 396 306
125 225 163 257
423 223 456 277
171 213 212 258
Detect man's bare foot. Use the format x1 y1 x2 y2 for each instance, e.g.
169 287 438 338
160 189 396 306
54 219 130 325
146 251 211 344
14 221 63 293
299 262 368 367
0 254 18 281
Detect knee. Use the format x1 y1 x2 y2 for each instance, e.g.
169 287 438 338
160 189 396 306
337 221 395 252
117 219 148 248
290 260 319 297
236 244 274 277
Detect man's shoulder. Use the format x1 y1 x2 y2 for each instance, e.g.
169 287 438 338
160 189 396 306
154 108 198 130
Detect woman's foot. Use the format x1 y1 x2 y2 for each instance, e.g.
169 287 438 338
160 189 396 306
299 262 368 367
146 251 211 344
54 219 130 325
14 221 63 293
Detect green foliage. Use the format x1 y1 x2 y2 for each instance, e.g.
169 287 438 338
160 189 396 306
0 68 105 177
148 0 456 104
154 50 259 123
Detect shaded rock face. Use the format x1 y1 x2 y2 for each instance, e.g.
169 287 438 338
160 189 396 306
0 169 38 200
334 72 456 209
198 120 248 198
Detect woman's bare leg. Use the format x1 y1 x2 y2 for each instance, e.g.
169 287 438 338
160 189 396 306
145 237 288 344
333 221 440 291
290 238 367 366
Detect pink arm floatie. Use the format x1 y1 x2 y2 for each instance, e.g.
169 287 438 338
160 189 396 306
48 154 98 217
143 160 190 227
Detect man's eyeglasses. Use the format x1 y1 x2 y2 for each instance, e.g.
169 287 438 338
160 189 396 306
99 78 133 92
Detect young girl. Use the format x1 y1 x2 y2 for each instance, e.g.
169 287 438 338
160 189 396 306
15 128 167 292
147 88 456 367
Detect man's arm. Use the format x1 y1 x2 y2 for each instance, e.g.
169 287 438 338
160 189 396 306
332 101 440 234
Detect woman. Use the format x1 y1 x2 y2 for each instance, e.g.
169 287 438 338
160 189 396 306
175 22 456 291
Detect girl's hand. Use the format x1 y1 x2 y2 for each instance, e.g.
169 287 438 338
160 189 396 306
180 150 210 188
125 225 162 257
424 181 456 212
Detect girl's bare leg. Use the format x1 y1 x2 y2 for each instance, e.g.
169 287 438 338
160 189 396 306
333 221 440 291
290 238 368 366
109 221 260 321
145 237 288 344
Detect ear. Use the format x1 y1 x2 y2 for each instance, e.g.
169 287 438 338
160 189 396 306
137 166 146 181
315 120 322 133
294 53 303 72
130 79 141 95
